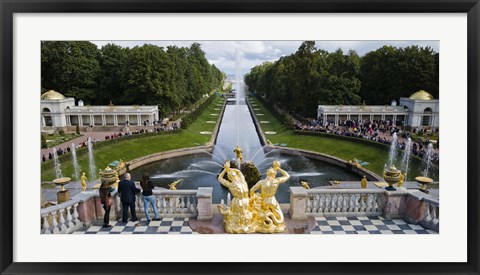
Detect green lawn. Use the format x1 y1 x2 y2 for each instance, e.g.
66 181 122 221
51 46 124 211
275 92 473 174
41 96 225 181
249 97 428 178
43 133 82 148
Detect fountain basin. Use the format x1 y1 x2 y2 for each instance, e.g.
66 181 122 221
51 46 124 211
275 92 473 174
415 176 433 193
130 148 380 203
52 177 71 191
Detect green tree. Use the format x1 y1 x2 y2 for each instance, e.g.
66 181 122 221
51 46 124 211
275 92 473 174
97 43 128 104
41 41 101 103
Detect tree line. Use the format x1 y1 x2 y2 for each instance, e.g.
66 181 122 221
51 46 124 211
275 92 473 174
244 41 439 118
41 41 225 117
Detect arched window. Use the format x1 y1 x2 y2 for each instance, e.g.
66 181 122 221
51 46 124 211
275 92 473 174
422 107 433 126
42 107 51 113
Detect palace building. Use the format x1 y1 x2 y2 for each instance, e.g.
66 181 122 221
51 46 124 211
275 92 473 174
317 90 439 129
41 90 159 131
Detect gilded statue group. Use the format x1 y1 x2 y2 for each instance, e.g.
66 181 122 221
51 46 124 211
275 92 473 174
217 155 290 234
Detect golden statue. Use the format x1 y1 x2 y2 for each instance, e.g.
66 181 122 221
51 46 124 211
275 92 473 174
397 173 405 188
169 179 182 190
80 172 87 191
217 161 254 233
361 175 368 189
233 145 243 163
348 158 362 168
300 181 310 189
249 160 290 233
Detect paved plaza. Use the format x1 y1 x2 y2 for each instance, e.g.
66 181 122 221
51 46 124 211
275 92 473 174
71 216 437 235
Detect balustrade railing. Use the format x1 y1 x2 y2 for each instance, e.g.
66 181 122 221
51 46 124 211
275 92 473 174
41 200 82 234
305 189 385 217
42 188 204 234
420 197 439 232
134 189 198 218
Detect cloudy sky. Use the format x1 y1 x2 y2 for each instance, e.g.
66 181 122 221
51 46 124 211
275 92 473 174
92 40 439 76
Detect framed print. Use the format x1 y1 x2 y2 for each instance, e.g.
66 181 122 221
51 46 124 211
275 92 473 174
1 0 479 274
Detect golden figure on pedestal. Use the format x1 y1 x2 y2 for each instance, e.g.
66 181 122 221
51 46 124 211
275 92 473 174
250 160 290 233
300 181 310 189
233 145 243 163
217 148 291 234
217 161 254 233
169 179 182 190
80 172 87 191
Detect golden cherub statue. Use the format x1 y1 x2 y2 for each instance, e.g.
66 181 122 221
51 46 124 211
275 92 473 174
80 172 87 191
168 179 182 190
361 175 368 189
233 145 243 163
301 181 310 189
397 173 405 188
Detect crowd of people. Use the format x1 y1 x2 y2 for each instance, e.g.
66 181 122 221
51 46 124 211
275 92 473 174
41 115 186 162
294 118 439 164
41 137 101 162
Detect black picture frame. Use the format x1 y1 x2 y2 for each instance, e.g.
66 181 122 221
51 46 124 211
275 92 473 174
1 1 479 274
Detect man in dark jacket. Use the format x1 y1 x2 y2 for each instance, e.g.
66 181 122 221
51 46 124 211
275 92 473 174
118 173 141 223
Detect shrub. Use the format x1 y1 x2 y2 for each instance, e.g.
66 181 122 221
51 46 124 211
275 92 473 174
41 134 48 149
75 125 80 135
180 95 215 129
256 96 294 129
58 129 65 135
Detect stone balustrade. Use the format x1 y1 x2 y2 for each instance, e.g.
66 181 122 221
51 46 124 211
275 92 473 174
289 187 439 232
41 200 83 234
41 187 213 234
132 189 200 218
418 197 439 232
290 188 385 219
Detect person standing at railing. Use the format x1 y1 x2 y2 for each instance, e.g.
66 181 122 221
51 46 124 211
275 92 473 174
140 173 160 223
118 173 141 223
99 180 115 228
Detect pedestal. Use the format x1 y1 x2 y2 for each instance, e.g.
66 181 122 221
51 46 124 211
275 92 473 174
57 190 70 203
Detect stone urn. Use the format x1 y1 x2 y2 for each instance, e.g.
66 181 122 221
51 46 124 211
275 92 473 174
52 177 71 203
383 165 401 191
99 166 119 188
415 176 433 193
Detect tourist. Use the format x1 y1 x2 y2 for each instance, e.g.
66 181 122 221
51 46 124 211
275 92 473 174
48 152 52 160
42 155 46 162
140 173 159 222
118 173 141 223
99 180 115 228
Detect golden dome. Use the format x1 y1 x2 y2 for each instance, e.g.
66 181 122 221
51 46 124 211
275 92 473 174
409 90 434 100
41 90 65 100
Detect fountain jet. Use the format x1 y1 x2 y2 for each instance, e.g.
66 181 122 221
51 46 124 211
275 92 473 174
400 138 412 181
71 143 80 181
87 137 96 182
53 147 63 179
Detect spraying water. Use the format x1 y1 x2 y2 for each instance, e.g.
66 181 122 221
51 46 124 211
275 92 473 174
235 49 242 155
52 147 63 178
71 143 80 181
423 143 434 177
400 138 412 180
87 137 96 182
387 132 398 167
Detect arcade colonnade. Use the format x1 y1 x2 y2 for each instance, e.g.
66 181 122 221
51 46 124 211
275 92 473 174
40 90 159 129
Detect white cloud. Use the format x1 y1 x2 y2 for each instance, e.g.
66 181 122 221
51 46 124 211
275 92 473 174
91 40 439 75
